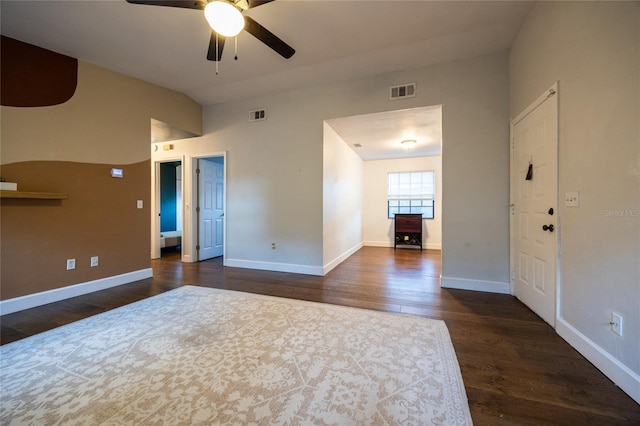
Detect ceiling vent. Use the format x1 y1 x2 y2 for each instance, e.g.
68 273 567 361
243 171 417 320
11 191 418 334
389 83 416 100
249 108 266 122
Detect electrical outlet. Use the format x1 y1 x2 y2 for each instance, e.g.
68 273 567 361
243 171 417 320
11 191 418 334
91 256 99 267
611 312 623 336
565 191 580 207
271 242 276 250
66 259 76 270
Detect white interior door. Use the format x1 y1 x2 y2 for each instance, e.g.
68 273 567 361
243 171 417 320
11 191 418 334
511 86 558 327
198 158 224 260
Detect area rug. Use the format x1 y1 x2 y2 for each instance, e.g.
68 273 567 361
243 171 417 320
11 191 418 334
1 286 472 425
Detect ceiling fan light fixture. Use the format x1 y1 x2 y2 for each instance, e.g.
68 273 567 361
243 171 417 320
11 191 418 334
204 1 245 37
401 139 417 149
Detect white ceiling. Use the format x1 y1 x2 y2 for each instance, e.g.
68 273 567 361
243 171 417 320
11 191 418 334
327 105 442 160
1 0 534 158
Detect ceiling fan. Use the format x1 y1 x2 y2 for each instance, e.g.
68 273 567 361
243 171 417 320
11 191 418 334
125 0 295 62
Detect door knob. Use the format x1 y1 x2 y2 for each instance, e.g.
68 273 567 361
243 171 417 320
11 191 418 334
542 224 554 232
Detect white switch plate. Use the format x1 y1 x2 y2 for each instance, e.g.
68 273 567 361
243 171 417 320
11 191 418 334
611 312 623 336
90 256 99 267
137 200 143 209
565 191 580 207
66 259 76 270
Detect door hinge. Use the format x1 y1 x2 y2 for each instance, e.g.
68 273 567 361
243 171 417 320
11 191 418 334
196 245 200 251
196 168 200 175
196 206 200 213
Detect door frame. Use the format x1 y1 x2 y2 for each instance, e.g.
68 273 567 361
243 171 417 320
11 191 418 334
151 156 184 260
191 152 227 263
509 82 560 323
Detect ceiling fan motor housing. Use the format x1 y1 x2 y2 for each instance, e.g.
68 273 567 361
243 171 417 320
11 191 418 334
125 0 295 61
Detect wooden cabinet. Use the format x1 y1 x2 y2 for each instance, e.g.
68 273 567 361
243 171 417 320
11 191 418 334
394 213 422 250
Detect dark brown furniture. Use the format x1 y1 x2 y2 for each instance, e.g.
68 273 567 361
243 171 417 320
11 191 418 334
394 213 422 250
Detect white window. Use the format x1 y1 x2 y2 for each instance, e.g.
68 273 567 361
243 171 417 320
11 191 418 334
387 171 435 219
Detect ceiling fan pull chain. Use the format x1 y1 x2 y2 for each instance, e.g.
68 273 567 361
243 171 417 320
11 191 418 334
215 32 219 75
235 35 238 60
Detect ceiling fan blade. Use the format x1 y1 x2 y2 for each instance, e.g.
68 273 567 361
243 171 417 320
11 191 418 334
125 0 205 10
243 16 295 59
207 32 226 61
247 0 275 9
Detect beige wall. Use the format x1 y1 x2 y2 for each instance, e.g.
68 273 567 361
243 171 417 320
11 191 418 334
1 58 202 300
2 61 201 165
510 0 640 391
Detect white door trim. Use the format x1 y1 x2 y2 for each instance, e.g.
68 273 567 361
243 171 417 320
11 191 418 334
512 83 558 126
151 156 184 260
190 151 227 264
509 82 560 322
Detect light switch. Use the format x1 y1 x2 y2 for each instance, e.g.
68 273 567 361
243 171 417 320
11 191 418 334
565 191 580 207
137 200 143 209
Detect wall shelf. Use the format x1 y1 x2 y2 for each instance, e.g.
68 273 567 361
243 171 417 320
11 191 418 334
1 190 68 200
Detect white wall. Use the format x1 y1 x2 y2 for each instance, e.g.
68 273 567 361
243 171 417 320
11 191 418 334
204 93 325 275
202 50 510 286
363 156 442 249
510 1 640 402
438 52 511 292
322 123 363 273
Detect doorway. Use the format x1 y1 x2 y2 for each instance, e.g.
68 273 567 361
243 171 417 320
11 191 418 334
324 105 443 253
193 155 225 261
159 161 182 257
152 158 184 259
510 83 559 327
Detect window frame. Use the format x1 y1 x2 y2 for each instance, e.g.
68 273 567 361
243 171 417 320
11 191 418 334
387 170 435 219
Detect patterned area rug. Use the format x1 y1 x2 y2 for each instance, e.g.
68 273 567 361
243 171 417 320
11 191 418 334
1 286 472 425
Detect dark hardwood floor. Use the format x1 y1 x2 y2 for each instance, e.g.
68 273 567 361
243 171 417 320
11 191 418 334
2 247 639 424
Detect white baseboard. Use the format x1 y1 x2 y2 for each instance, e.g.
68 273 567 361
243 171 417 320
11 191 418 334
323 242 363 275
364 241 393 248
556 317 640 404
364 241 442 250
440 276 510 294
224 259 324 276
0 269 153 316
